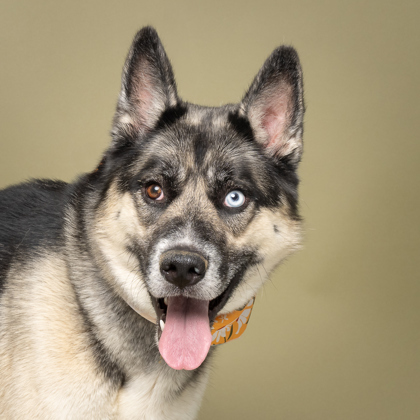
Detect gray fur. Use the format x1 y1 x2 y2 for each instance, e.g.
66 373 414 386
0 26 304 419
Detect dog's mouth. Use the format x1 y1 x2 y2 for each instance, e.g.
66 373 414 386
149 281 235 371
151 282 232 325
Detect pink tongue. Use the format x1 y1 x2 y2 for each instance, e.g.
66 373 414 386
158 296 211 370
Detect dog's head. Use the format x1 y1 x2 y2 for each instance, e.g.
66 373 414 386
88 27 304 370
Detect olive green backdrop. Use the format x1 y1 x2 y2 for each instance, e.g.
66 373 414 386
1 1 419 419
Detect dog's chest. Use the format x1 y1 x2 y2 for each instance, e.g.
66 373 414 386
115 368 209 420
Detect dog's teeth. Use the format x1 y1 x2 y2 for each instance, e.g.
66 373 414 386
164 297 168 305
160 319 165 331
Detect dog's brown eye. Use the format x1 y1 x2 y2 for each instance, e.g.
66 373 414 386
146 184 164 200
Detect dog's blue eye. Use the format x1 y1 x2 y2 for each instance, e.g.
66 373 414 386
224 190 246 208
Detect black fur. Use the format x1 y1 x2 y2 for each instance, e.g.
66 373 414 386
0 26 304 417
0 180 69 293
0 180 68 251
155 104 187 130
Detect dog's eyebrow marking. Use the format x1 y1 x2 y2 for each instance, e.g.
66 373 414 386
138 157 180 179
273 224 279 234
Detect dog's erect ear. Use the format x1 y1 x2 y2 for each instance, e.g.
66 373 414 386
241 46 304 165
113 27 178 139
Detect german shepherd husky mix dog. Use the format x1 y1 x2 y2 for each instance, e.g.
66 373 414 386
0 27 304 419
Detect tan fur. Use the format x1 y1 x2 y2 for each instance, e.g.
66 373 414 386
89 178 301 324
90 185 157 323
0 255 116 418
0 253 210 419
0 27 304 418
222 205 301 314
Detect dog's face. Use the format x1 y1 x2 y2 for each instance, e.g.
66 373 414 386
88 27 304 370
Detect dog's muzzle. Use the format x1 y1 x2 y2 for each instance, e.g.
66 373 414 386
159 249 208 289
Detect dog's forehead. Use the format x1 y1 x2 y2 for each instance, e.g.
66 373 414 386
182 105 230 129
137 105 260 179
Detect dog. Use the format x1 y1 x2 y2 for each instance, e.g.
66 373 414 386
0 26 304 419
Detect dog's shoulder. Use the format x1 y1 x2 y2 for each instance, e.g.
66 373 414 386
0 179 70 286
0 179 69 238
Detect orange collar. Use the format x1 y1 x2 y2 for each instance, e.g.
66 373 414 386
138 297 256 345
211 297 255 346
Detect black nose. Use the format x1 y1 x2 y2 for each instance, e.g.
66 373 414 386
160 249 208 289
